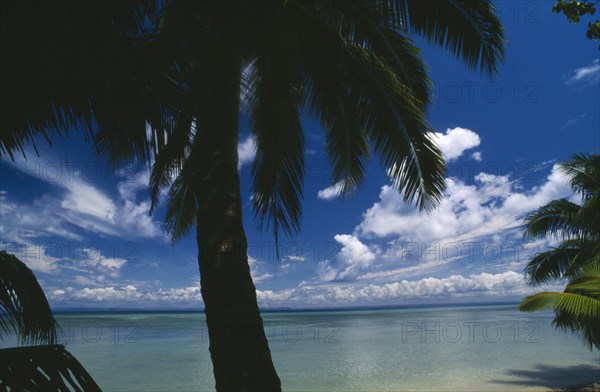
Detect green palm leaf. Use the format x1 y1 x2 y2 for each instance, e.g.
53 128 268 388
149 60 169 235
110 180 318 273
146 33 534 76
519 292 600 319
524 247 580 285
560 153 600 200
524 198 582 239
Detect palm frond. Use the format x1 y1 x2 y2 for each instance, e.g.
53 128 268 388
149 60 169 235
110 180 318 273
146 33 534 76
300 41 370 195
564 241 600 277
299 4 435 197
564 267 600 295
552 310 600 351
523 238 600 285
523 247 580 285
149 115 195 213
293 3 446 209
322 96 371 195
520 269 600 351
320 1 432 106
0 251 58 345
0 0 161 162
393 0 505 75
519 291 600 319
523 198 582 239
347 45 445 209
560 153 600 200
163 153 199 243
246 49 305 248
0 344 101 391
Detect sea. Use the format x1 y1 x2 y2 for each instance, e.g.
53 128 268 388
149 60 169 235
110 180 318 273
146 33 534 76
2 303 599 391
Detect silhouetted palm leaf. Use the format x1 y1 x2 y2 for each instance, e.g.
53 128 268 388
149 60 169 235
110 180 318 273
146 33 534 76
0 0 160 162
560 153 600 200
0 344 101 391
393 0 505 74
0 251 58 345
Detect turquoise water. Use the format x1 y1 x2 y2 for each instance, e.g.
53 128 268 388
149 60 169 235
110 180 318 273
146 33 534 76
2 304 599 391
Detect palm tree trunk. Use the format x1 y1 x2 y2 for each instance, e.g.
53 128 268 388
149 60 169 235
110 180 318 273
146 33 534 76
194 43 281 391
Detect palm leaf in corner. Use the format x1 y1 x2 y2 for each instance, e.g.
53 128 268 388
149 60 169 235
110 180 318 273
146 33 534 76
520 266 600 349
0 251 58 345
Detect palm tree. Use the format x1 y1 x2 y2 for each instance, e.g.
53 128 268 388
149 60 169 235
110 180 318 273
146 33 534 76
2 1 505 390
100 2 504 390
519 153 600 350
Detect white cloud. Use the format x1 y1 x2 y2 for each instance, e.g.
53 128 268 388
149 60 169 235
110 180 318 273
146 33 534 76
357 164 571 244
74 275 96 286
317 182 344 200
48 284 203 306
319 234 377 281
313 162 573 283
45 268 562 308
61 181 116 222
238 136 256 168
248 256 274 284
2 157 165 242
471 151 482 161
565 59 600 86
82 247 127 276
431 127 481 161
253 270 561 307
116 168 150 201
19 244 60 273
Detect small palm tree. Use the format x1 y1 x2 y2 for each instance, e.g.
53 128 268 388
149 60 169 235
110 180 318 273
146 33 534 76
520 153 600 350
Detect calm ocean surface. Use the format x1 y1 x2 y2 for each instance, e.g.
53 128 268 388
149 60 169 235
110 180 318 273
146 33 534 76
3 304 599 391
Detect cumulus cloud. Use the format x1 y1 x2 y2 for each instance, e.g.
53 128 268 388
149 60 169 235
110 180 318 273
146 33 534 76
431 127 481 161
357 164 571 243
46 269 561 308
318 234 377 281
81 247 127 277
565 59 600 86
317 182 344 200
254 270 561 307
48 284 203 306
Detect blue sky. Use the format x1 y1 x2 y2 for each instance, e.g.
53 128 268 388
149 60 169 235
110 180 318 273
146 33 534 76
1 2 599 309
